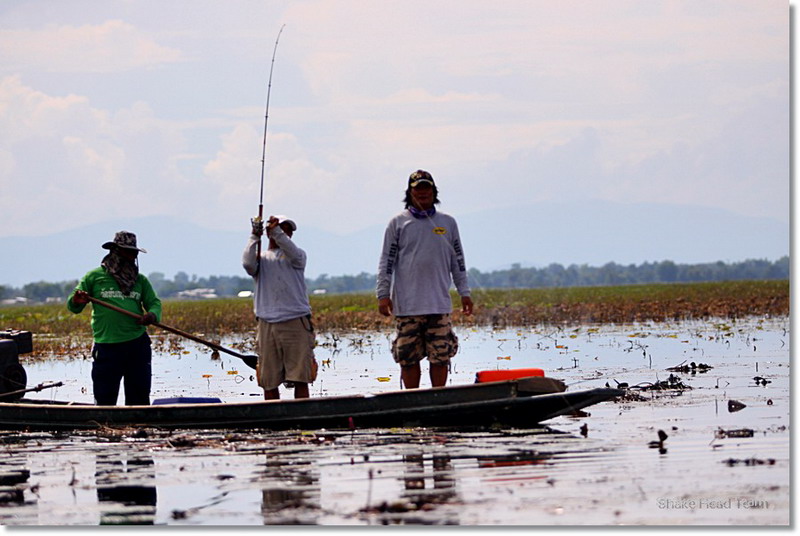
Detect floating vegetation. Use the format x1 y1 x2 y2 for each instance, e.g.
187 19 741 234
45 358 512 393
638 374 692 391
466 280 788 328
666 361 713 374
715 428 755 439
607 374 691 392
723 458 776 467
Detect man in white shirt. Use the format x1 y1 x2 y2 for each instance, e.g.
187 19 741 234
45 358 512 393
243 215 315 399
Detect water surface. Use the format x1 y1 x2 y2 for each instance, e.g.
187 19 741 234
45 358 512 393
1 316 789 525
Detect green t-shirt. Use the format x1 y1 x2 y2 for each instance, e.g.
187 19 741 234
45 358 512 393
67 266 162 344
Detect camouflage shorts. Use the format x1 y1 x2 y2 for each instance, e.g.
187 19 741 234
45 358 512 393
391 314 459 367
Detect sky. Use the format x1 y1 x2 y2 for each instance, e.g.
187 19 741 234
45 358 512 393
0 1 789 242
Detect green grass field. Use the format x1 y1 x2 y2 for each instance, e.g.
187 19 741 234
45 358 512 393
2 280 788 334
2 280 788 357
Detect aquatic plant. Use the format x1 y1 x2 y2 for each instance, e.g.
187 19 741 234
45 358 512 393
0 280 788 358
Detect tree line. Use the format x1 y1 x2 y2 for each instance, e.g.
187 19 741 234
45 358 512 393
1 256 788 304
467 257 790 289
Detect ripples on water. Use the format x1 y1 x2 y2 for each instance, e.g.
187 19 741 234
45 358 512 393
0 317 789 525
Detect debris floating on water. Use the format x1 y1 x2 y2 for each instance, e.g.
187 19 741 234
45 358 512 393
610 374 691 392
723 457 776 467
666 361 713 374
727 399 747 413
715 428 755 439
648 429 668 454
637 374 691 391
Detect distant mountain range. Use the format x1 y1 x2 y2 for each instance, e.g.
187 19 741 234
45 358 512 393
0 200 788 288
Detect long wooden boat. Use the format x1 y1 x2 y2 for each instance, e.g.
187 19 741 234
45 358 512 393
0 377 622 431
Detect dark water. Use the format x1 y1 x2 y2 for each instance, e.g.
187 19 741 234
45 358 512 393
0 317 789 525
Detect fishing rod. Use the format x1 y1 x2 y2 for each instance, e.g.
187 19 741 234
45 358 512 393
255 24 286 259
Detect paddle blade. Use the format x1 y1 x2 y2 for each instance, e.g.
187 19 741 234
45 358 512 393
242 354 258 370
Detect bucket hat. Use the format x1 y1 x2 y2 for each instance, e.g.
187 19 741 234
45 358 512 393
102 231 147 253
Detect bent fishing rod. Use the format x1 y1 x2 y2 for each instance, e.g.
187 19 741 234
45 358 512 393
255 24 286 259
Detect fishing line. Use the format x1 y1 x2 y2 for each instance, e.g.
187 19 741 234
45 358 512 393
255 24 286 258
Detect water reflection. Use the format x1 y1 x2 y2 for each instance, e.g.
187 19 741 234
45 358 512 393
477 450 551 468
0 466 29 505
363 453 460 525
402 454 457 504
476 451 553 485
260 453 320 524
95 452 157 525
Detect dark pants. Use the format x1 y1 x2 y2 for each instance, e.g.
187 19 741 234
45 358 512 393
91 333 152 406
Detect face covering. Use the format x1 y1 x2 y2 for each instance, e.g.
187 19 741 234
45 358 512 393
408 205 436 219
101 249 139 295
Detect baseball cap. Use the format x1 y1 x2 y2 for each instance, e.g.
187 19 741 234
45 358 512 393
408 170 435 188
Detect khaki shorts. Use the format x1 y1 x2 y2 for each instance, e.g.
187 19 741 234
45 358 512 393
256 316 316 390
391 314 459 367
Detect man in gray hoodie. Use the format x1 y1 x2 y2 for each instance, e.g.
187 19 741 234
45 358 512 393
243 215 316 399
377 170 474 389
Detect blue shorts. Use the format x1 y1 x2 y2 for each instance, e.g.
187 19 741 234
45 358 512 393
91 333 152 406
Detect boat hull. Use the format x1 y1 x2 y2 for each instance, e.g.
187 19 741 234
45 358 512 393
0 380 622 431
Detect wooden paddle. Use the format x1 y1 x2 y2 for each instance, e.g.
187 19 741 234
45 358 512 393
85 295 258 370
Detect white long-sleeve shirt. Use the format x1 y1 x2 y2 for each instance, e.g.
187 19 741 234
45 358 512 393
242 225 312 323
376 209 470 316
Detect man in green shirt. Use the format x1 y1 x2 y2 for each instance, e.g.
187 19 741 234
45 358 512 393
67 231 162 405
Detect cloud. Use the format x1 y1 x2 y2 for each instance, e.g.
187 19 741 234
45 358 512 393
0 76 192 235
0 20 182 73
203 123 262 195
0 1 788 241
299 1 788 226
0 76 93 143
200 120 346 230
